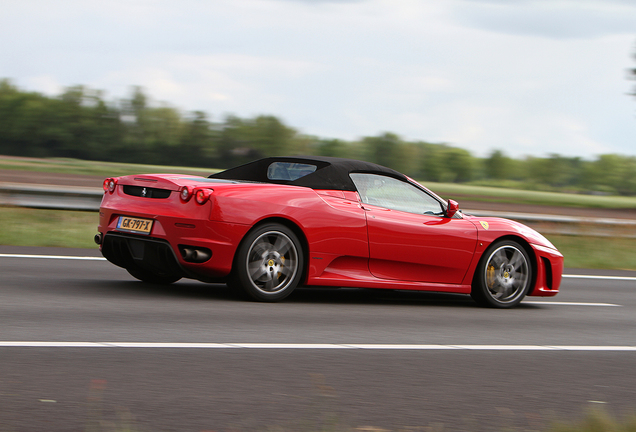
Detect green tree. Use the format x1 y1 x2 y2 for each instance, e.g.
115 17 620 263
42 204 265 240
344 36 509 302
118 87 186 164
251 115 296 156
315 138 350 158
55 85 122 161
417 143 447 182
582 154 636 195
179 111 216 166
443 147 474 183
361 132 408 173
485 150 512 180
215 115 297 168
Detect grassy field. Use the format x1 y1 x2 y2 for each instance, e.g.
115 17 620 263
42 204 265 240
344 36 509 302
2 155 636 208
429 182 636 209
0 207 98 249
545 408 636 432
548 234 636 270
1 206 634 270
0 155 215 178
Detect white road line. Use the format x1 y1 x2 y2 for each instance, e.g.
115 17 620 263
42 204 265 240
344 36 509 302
563 274 636 281
524 301 621 307
1 342 636 351
0 254 106 261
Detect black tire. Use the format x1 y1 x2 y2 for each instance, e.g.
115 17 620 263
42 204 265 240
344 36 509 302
232 223 304 302
471 240 532 308
126 267 181 284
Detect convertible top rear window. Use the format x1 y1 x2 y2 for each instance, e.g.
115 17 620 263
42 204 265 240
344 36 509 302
210 156 408 191
267 162 317 181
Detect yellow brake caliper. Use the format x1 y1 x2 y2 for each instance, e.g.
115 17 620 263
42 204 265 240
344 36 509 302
486 265 496 288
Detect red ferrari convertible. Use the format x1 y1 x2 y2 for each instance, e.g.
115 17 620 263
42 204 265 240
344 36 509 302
96 156 563 308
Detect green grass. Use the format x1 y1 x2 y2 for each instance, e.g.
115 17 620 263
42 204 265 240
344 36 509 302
0 155 216 178
548 234 636 271
0 206 98 248
547 408 636 432
2 155 636 208
1 206 634 270
427 181 636 209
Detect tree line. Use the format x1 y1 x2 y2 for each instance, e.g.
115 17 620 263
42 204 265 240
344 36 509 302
1 78 635 196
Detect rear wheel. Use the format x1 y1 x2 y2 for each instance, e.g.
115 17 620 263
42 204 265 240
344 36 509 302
232 223 303 302
471 240 532 308
126 267 181 284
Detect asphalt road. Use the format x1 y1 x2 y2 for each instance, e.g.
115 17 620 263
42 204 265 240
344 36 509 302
1 246 636 432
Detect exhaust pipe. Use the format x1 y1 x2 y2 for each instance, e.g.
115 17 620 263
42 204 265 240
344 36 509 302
181 247 194 261
193 249 212 262
180 246 212 263
94 233 103 245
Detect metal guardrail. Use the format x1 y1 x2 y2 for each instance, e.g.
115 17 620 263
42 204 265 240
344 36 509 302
0 182 103 211
1 182 635 236
464 209 636 238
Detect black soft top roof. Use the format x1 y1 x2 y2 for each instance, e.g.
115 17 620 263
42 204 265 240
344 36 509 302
210 156 408 191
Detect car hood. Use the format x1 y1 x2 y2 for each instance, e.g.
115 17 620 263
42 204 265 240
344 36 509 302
463 214 558 251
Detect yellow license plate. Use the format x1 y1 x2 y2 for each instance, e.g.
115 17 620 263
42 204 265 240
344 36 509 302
116 216 153 235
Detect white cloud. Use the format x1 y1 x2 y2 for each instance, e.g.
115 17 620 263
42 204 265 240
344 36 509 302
21 75 64 96
0 0 635 158
451 0 636 39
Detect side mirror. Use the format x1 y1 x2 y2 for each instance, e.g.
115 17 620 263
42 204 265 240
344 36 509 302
446 199 459 218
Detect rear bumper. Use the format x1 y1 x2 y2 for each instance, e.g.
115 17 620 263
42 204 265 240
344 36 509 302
98 207 250 281
102 232 186 279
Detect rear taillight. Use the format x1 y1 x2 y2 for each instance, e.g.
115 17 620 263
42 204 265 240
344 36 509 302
194 188 213 205
180 186 192 202
103 178 117 193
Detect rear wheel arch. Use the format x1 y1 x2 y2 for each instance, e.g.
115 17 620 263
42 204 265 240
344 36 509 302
230 217 309 301
243 217 309 272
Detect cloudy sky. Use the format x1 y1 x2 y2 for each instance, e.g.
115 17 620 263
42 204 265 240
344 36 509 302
2 0 636 158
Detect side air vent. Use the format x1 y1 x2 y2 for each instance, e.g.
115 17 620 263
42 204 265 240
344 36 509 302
123 185 171 199
541 257 553 290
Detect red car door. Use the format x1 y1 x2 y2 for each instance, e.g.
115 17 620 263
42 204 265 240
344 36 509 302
350 173 478 284
365 206 477 283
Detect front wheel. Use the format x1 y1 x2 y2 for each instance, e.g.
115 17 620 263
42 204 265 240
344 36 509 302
471 240 532 308
232 223 304 302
